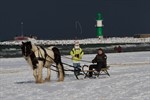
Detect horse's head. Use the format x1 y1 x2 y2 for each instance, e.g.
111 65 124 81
21 41 32 57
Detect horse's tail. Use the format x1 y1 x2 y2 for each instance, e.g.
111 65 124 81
52 47 65 77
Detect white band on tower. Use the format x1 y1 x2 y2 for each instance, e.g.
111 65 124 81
97 20 103 27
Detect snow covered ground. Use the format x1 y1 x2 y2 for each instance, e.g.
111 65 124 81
0 51 150 100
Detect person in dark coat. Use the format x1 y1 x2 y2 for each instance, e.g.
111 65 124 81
117 45 122 53
114 45 122 53
89 48 107 77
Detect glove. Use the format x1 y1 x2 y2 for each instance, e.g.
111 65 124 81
75 54 79 58
92 60 94 63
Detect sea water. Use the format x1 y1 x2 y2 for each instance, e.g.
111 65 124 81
0 43 150 58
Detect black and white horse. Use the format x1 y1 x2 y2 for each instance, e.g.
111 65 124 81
21 41 65 83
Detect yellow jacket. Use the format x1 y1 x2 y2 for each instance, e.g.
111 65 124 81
70 48 84 62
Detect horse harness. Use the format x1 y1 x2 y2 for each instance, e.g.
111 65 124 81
28 46 54 69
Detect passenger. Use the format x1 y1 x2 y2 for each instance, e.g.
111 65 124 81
70 41 84 73
89 48 107 77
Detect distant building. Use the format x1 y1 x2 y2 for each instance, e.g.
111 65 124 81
134 34 150 38
14 35 37 41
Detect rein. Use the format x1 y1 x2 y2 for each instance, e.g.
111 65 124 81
62 56 91 63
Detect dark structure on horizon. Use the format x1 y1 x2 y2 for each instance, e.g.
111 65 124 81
134 34 150 38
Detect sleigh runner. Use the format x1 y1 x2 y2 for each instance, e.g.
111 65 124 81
74 65 110 79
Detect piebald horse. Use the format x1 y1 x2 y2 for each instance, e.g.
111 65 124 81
21 41 65 83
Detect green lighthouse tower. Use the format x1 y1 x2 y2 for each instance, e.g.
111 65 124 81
96 13 103 39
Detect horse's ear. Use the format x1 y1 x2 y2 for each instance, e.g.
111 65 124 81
26 41 32 48
22 42 24 44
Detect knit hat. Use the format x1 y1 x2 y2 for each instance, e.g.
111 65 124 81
98 48 104 54
98 48 103 51
74 41 80 49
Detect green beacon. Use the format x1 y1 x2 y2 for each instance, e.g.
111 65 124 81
96 13 103 39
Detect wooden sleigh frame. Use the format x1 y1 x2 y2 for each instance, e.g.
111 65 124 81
51 63 110 80
74 65 110 79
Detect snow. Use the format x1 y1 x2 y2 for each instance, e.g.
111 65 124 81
0 37 150 45
0 51 150 100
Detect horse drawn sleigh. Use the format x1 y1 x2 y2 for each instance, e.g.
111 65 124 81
21 41 110 83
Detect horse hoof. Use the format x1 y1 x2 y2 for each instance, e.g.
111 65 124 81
36 80 44 84
57 79 64 82
45 78 50 82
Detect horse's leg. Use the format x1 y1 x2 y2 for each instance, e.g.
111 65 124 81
37 61 44 83
45 66 51 81
57 63 64 82
51 47 64 81
33 69 38 83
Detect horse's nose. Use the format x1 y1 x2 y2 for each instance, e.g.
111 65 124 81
24 52 28 57
25 53 27 57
